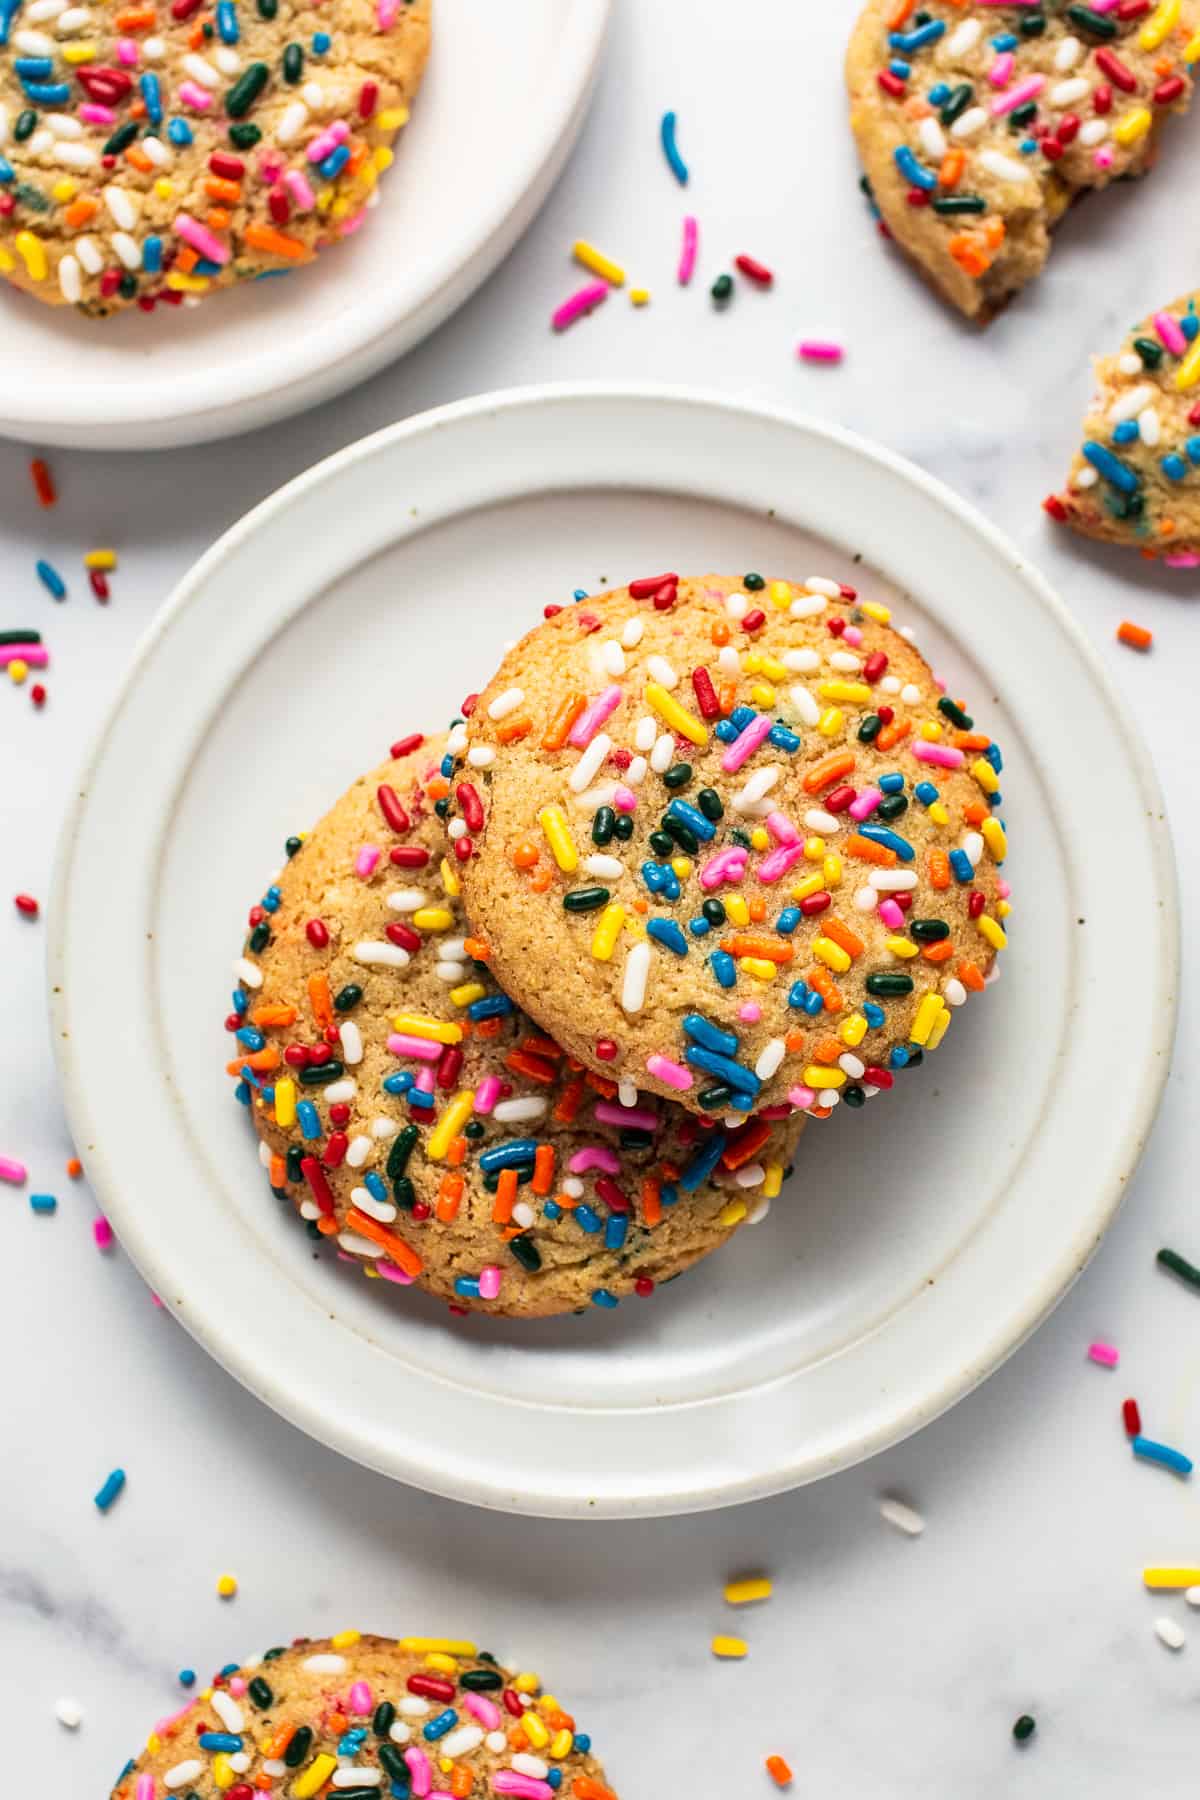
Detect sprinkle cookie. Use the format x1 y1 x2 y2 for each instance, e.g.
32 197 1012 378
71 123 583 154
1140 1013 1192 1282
453 575 1011 1119
0 0 430 314
109 1632 617 1799
1045 290 1200 563
228 734 801 1317
846 0 1197 321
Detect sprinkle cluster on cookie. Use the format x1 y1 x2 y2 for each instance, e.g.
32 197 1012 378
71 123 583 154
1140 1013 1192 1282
453 574 1011 1120
226 734 797 1316
0 0 429 312
110 1633 617 1800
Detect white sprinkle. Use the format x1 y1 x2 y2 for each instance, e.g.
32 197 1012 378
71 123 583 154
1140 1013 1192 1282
717 646 740 675
879 674 901 695
140 134 170 166
828 649 862 674
838 1053 865 1080
1185 1587 1200 1608
950 105 988 141
562 1176 584 1199
182 50 219 81
900 683 922 706
299 1200 320 1220
789 593 826 619
1079 118 1109 145
441 939 467 960
853 885 877 913
755 1038 785 1081
789 684 821 727
44 111 83 136
400 1696 431 1717
1050 76 1089 107
600 639 626 677
232 956 262 989
164 1762 205 1790
487 686 524 720
493 1097 548 1123
962 831 983 868
650 732 675 774
646 654 678 689
1138 406 1162 449
870 869 918 891
323 1079 357 1105
1109 382 1154 424
27 0 66 18
102 183 138 228
56 4 91 27
1156 1617 1186 1651
302 1653 347 1674
111 231 140 270
621 939 651 1014
621 615 644 647
352 941 409 968
918 116 946 161
633 714 656 752
568 731 612 793
946 15 980 54
467 745 495 767
725 591 749 620
339 1020 363 1065
585 854 624 878
573 782 617 812
733 1161 766 1189
446 817 467 840
389 1721 413 1744
350 1186 395 1222
57 253 82 302
339 1229 380 1256
434 961 466 982
880 1498 925 1537
210 1690 243 1732
442 1723 488 1758
618 1077 638 1108
626 754 647 786
733 765 780 813
943 978 967 1008
301 79 326 110
276 99 308 143
142 32 165 56
1054 33 1082 70
804 808 838 834
783 646 820 674
1118 352 1144 376
258 1140 272 1167
445 721 467 755
1073 467 1099 490
55 1698 82 1729
12 25 53 48
333 1772 381 1789
75 234 102 274
512 1754 550 1779
804 576 840 596
512 1200 535 1229
386 888 427 912
214 42 239 71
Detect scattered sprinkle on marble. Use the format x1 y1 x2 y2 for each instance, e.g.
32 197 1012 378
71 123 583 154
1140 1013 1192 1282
1155 1617 1186 1651
54 1698 82 1729
879 1497 925 1536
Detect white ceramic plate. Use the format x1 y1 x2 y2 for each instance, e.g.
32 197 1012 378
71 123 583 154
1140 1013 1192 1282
0 3 609 451
49 384 1178 1517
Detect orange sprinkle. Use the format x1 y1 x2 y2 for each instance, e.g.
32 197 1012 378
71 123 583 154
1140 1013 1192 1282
426 775 450 800
463 935 489 961
938 147 965 189
554 1188 579 1212
632 895 648 913
957 958 986 992
531 1143 556 1195
205 207 232 231
888 0 916 24
806 965 843 1012
721 1118 771 1170
766 1754 793 1788
811 1036 842 1065
822 916 864 959
250 1002 296 1028
928 849 951 891
308 971 334 1030
784 1029 806 1053
747 896 766 923
129 96 145 118
316 1215 337 1237
346 141 369 175
450 1768 473 1799
585 1070 619 1099
1117 620 1153 651
447 1135 468 1168
269 1154 286 1189
124 146 154 173
495 715 532 745
346 1207 422 1276
114 6 156 25
717 678 739 717
641 1176 663 1227
267 1724 296 1760
952 730 991 752
435 1174 463 1223
921 938 955 963
528 867 553 894
242 221 311 261
554 1078 585 1123
720 935 794 965
66 1157 83 1179
505 1047 558 1084
962 800 987 827
845 832 896 867
225 1045 278 1075
474 1017 504 1039
492 1167 518 1225
875 718 911 752
803 750 856 794
521 1033 562 1059
541 693 584 751
64 197 98 228
711 620 730 647
510 838 539 870
174 245 199 275
573 1779 618 1800
205 176 242 204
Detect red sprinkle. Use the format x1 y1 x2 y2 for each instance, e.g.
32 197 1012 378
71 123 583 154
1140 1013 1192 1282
799 892 831 916
407 1674 456 1702
652 582 677 611
862 651 888 683
595 1038 618 1061
906 187 931 207
389 732 424 759
31 683 46 707
300 1155 334 1215
742 609 766 633
377 783 411 834
1057 113 1080 144
824 785 856 813
14 893 38 917
1043 493 1068 520
305 919 329 948
437 1045 463 1089
268 187 290 225
691 666 720 719
502 1689 525 1719
322 1132 348 1169
734 253 773 286
89 569 110 602
827 616 846 638
1040 137 1064 161
1123 1397 1142 1436
329 1102 351 1127
634 1276 655 1296
30 457 55 507
358 78 378 118
595 1177 630 1213
387 921 421 953
967 891 985 920
629 572 677 599
453 837 473 862
1154 75 1185 105
1093 83 1113 114
1117 0 1150 14
389 845 430 868
877 69 906 97
1095 48 1136 92
863 1065 894 1090
456 782 484 832
208 151 244 178
543 604 562 619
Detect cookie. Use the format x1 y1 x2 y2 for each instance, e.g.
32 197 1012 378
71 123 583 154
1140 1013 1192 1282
1045 290 1200 564
846 0 1197 322
109 1632 617 1799
452 574 1011 1119
227 733 802 1318
0 0 430 314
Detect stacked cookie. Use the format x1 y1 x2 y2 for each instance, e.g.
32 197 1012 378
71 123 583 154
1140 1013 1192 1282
227 572 1010 1318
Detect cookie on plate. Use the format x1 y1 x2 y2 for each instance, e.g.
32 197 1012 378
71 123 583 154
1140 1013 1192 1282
227 733 802 1318
109 1631 617 1799
452 574 1011 1118
1045 290 1200 564
846 0 1197 321
0 0 430 314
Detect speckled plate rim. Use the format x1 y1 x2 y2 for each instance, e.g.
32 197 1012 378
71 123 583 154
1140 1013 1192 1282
47 383 1180 1516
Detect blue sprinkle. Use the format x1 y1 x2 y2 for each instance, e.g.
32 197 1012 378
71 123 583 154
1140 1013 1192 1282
168 117 193 146
680 1133 727 1191
682 1012 739 1055
666 798 716 842
219 1664 240 1678
408 1088 434 1110
453 1276 481 1299
178 1670 196 1687
604 1214 628 1250
890 1046 910 1069
984 742 1003 774
440 753 453 778
713 719 738 743
21 79 69 102
591 1288 619 1308
94 1468 126 1512
139 70 162 122
1112 419 1139 445
1184 312 1200 341
1132 1435 1193 1477
1187 435 1200 465
660 108 688 185
574 1203 601 1234
768 724 801 753
0 0 17 47
863 1002 886 1028
688 916 710 937
683 1045 760 1098
949 848 973 884
364 1170 388 1202
318 142 350 179
261 1085 275 1106
312 28 330 49
642 861 681 901
36 559 66 600
543 1199 562 1222
878 772 905 794
574 1736 591 1754
423 1709 458 1742
0 157 12 183
1162 453 1188 481
787 978 812 1011
260 886 281 912
547 1774 562 1792
338 1730 368 1755
1018 137 1036 153
193 257 223 276
14 55 52 76
991 31 1017 48
235 1026 264 1050
468 994 514 1021
572 588 588 602
889 57 910 77
1082 440 1140 494
478 1138 538 1174
216 0 238 40
729 705 755 731
927 81 950 104
296 1100 321 1139
889 18 944 50
382 1071 414 1095
232 988 249 1014
30 1192 56 1213
234 1081 251 1106
914 781 938 806
775 906 801 934
858 824 914 862
198 1733 243 1754
647 917 689 956
710 949 736 988
660 1183 679 1210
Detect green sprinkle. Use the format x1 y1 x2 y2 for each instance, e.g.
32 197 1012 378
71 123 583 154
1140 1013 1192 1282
858 714 882 743
701 898 726 926
1158 1247 1200 1291
939 84 974 127
937 696 973 729
284 1726 313 1768
563 886 610 912
743 572 765 591
1007 100 1038 128
1013 1715 1036 1743
648 830 674 857
591 805 616 845
876 794 908 821
509 1233 541 1272
711 272 733 305
1133 336 1164 370
373 1702 397 1738
0 629 42 647
1066 3 1117 35
248 921 270 953
663 762 693 789
298 1058 344 1086
842 1085 866 1109
909 918 950 942
14 108 37 142
930 193 987 215
661 815 698 855
611 812 635 841
697 787 723 821
226 60 269 116
378 1744 409 1782
1019 13 1045 33
284 835 303 857
460 1668 503 1691
103 121 139 155
285 1145 304 1184
865 972 914 997
333 983 363 1011
282 41 303 81
386 1124 419 1183
229 120 262 147
14 181 50 213
247 1678 273 1710
256 0 277 16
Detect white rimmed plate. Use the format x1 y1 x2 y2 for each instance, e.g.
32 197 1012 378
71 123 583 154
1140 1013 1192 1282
0 2 609 451
49 384 1178 1517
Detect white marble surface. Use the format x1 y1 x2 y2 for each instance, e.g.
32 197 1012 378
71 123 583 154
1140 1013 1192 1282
4 1 1200 1793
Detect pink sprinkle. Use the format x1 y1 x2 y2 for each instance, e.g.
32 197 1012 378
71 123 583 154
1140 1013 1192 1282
0 1156 27 1185
878 898 905 929
413 1065 436 1095
678 214 698 285
594 1099 658 1132
150 1291 163 1308
721 713 773 774
137 1777 155 1800
788 1085 816 1111
178 79 213 109
2 645 50 670
755 842 805 884
797 340 844 364
613 785 638 812
646 1053 693 1091
478 1264 502 1301
551 280 609 332
115 35 138 62
765 810 800 846
988 51 1015 86
738 1003 762 1023
1155 311 1187 355
339 208 368 237
153 1702 197 1735
473 1075 502 1114
569 684 622 748
93 1216 114 1250
568 1145 621 1175
990 73 1044 115
377 1259 415 1285
173 212 229 264
349 1681 372 1715
849 786 882 822
387 1033 443 1062
998 878 1011 899
405 1747 432 1798
1089 1340 1119 1368
1165 551 1200 567
354 845 381 879
493 1778 554 1800
227 1678 247 1698
464 1691 501 1729
377 0 400 26
843 625 863 648
700 846 749 890
912 741 965 770
258 151 285 183
283 168 316 211
1094 145 1114 169
79 102 115 124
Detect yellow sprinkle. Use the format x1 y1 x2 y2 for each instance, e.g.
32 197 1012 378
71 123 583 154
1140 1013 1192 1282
750 682 777 707
359 162 378 193
819 680 872 706
928 801 950 827
14 230 47 281
0 244 13 273
970 757 999 795
670 856 693 878
1144 1567 1200 1588
840 1012 868 1047
629 287 650 305
997 898 1011 918
330 196 350 220
391 1015 463 1044
739 956 778 981
317 187 333 212
538 804 578 873
146 1733 162 1754
762 1162 783 1199
216 1573 237 1597
976 914 1007 951
813 936 851 974
399 1638 478 1656
761 656 789 682
425 1088 476 1161
910 993 945 1046
273 1077 296 1129
927 1007 952 1051
1113 106 1152 146
378 105 409 129
822 854 842 888
549 1728 575 1760
83 548 117 570
62 38 96 59
724 1577 773 1605
536 1694 560 1716
291 1754 338 1798
591 903 625 962
645 680 708 746
860 601 891 623
725 894 750 927
8 658 27 684
803 835 825 861
711 1636 748 1659
769 580 793 610
573 238 625 285
412 906 454 931
804 1065 846 1089
1175 335 1200 392
790 872 825 901
1139 0 1180 49
750 827 770 852
885 936 919 960
981 818 1007 861
513 1672 541 1694
330 1629 361 1649
154 178 173 200
718 1199 748 1228
817 707 844 738
51 178 78 202
211 1752 236 1791
522 1714 550 1750
1184 29 1200 61
742 651 763 674
440 856 462 898
450 981 487 1008
918 719 942 741
166 271 209 292
424 1652 458 1673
